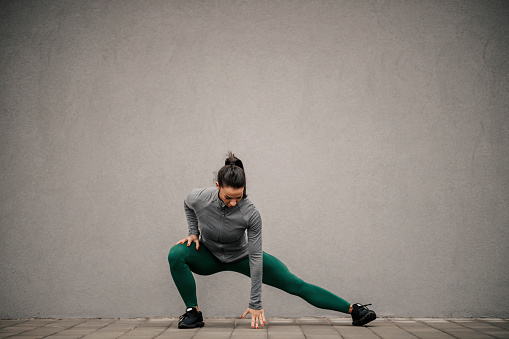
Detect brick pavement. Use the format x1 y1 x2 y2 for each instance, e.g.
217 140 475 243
1 317 508 339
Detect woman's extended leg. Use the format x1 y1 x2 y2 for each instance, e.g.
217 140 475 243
228 252 351 314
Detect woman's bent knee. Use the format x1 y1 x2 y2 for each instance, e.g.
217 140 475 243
168 243 186 266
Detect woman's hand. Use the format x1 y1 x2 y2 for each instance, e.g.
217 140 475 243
175 234 199 250
241 308 266 329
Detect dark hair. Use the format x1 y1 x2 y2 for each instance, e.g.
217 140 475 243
217 151 247 198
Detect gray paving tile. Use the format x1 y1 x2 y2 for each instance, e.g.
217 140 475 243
156 321 199 339
301 324 341 337
389 319 454 339
369 325 417 338
0 321 28 329
13 326 62 337
457 319 509 337
266 318 297 325
75 319 116 327
204 318 236 328
476 319 509 331
144 318 175 327
421 319 495 338
296 317 331 325
156 333 196 339
21 320 57 326
268 334 305 339
231 331 268 338
333 325 379 339
45 331 88 339
193 329 235 339
268 325 303 332
329 317 352 326
45 328 94 336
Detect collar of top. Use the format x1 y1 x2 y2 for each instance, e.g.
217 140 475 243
215 190 227 209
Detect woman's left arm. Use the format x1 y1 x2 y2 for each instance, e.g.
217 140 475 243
242 209 265 328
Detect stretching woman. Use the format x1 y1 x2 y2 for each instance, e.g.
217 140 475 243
168 152 376 329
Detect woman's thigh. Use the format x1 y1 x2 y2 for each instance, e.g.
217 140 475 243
226 252 291 290
173 242 225 276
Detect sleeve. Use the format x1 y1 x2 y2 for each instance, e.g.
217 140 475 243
184 192 200 237
247 210 263 309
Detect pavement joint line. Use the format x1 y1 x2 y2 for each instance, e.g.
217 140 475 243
390 318 441 339
39 318 100 339
1 318 61 339
447 318 500 339
376 318 412 339
416 318 498 339
476 318 509 331
116 317 144 337
74 318 118 339
145 319 175 339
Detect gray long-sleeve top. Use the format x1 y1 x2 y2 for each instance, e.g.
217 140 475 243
184 187 263 309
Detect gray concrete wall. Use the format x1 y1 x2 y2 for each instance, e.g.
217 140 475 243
1 0 508 319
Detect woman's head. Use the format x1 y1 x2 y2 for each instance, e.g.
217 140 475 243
216 151 247 207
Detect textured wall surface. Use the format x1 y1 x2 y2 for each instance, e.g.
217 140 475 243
1 0 508 319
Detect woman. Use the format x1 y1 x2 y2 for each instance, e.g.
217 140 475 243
168 152 376 329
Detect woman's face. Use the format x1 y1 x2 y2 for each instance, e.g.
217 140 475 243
216 182 244 208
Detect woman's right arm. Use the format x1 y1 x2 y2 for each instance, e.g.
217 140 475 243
175 198 200 250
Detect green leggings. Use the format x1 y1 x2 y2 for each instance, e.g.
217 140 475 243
168 242 351 313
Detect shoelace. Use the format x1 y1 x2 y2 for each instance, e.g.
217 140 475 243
179 310 190 321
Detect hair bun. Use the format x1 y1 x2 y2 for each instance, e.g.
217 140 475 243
224 152 244 170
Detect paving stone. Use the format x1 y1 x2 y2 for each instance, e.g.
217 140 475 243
390 320 454 339
0 321 28 329
156 321 199 339
204 318 236 328
157 333 196 339
478 319 509 331
296 317 330 325
266 318 297 325
421 322 492 338
120 330 166 337
45 328 94 336
369 325 418 338
301 324 340 337
329 317 353 326
16 327 61 337
333 325 380 338
230 329 268 338
268 325 303 332
81 332 127 339
195 330 235 339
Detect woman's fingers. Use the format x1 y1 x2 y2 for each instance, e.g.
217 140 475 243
175 236 199 250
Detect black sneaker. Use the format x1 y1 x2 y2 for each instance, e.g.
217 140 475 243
351 303 376 326
178 307 205 329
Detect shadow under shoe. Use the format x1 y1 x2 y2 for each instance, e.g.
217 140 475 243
351 303 377 326
178 307 205 329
